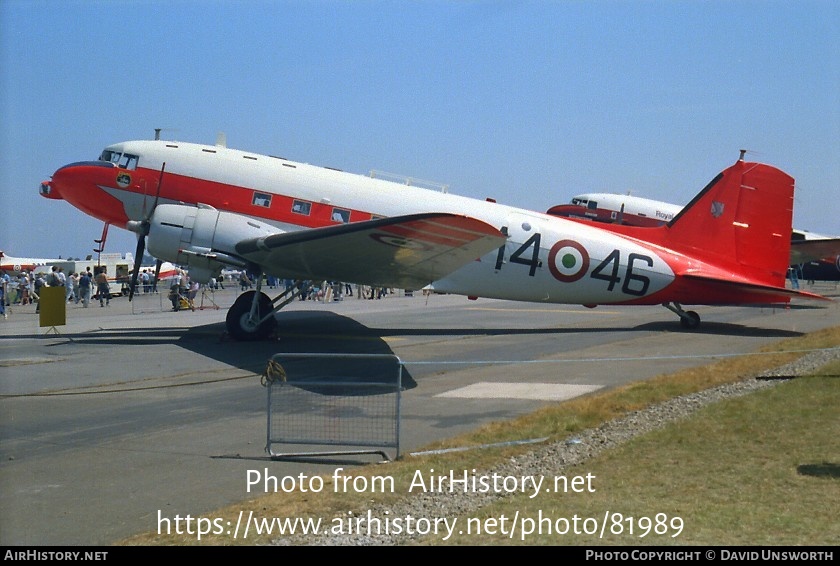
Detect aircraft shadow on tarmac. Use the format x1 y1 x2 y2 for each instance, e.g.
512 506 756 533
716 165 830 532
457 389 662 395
363 321 806 338
9 310 809 397
180 311 422 394
173 311 807 395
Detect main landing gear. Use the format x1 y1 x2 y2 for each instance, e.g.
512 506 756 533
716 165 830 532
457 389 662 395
225 276 310 341
662 302 701 329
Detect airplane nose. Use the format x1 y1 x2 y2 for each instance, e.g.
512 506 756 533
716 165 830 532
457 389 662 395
46 160 114 203
45 160 130 227
38 179 62 200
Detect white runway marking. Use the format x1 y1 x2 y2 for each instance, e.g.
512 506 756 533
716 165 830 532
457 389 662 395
437 382 602 401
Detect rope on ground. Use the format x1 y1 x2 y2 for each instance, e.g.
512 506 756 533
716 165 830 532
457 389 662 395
261 359 287 386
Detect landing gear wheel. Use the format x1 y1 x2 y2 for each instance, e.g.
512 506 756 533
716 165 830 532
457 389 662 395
226 290 277 341
679 310 701 329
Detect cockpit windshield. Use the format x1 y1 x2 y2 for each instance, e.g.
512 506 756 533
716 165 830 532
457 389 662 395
571 197 597 210
99 149 139 170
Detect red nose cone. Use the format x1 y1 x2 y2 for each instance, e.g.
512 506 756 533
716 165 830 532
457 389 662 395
48 162 130 227
39 180 62 200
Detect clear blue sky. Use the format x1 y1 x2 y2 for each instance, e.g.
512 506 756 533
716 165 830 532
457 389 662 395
1 0 838 259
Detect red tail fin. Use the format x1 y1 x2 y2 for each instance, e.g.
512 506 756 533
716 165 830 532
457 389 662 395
665 158 794 287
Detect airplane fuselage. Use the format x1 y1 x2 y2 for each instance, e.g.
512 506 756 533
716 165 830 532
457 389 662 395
43 140 813 314
547 193 682 227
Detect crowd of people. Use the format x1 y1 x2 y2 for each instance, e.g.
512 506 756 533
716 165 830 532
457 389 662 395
1 266 408 320
0 265 114 316
235 271 394 302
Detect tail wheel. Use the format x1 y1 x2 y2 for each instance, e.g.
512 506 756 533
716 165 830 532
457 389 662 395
226 290 277 341
679 310 701 329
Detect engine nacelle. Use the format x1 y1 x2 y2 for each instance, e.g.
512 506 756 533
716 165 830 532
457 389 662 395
146 203 279 283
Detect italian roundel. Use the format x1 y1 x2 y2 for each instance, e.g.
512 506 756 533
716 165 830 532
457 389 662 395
549 240 590 283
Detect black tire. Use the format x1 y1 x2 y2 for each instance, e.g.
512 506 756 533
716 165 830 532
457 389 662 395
679 310 701 329
225 290 277 341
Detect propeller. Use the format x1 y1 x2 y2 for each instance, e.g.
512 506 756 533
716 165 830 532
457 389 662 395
153 259 162 291
128 163 166 301
615 203 625 225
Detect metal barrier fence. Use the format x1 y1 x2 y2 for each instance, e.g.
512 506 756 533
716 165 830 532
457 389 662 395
264 353 403 461
130 286 236 314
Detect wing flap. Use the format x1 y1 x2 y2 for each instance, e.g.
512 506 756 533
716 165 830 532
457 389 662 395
235 213 506 288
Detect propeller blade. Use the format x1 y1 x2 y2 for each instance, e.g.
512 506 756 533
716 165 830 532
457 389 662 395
128 235 145 301
140 179 149 220
150 163 166 215
129 163 165 301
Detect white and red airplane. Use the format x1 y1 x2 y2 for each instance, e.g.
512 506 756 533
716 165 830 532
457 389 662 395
0 251 64 274
40 137 830 339
547 191 840 281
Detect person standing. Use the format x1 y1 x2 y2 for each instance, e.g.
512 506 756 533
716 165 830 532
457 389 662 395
57 267 68 297
34 273 46 313
141 269 151 294
187 278 199 310
71 272 81 304
1 272 10 308
65 271 77 304
47 266 61 287
95 268 110 307
0 272 7 319
78 270 91 307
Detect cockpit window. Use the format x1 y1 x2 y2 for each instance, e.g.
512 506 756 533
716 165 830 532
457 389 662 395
100 150 120 163
99 150 138 170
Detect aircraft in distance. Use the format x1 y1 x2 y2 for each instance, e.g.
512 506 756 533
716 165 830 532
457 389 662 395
0 251 64 274
547 192 840 281
40 137 830 339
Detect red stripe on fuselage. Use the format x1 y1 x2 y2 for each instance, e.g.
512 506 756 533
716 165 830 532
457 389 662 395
51 163 500 242
55 163 380 231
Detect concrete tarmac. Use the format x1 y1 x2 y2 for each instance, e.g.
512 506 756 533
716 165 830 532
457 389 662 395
1 284 837 545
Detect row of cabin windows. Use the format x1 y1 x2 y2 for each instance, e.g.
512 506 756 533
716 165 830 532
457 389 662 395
252 192 351 223
99 148 356 224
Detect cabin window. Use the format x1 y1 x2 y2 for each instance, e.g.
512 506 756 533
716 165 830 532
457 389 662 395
331 208 350 223
291 200 311 216
252 192 272 208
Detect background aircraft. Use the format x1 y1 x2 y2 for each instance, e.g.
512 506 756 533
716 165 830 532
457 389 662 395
547 192 840 282
0 251 64 275
40 137 830 339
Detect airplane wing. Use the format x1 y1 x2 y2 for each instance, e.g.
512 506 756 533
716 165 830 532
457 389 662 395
235 213 507 289
790 238 840 265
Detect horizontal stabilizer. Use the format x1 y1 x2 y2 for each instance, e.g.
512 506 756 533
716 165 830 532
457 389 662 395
681 273 832 305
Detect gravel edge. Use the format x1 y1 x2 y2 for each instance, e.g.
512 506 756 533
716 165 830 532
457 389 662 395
271 347 839 546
